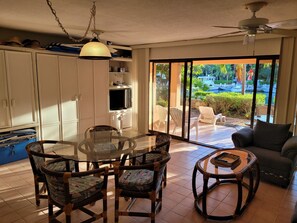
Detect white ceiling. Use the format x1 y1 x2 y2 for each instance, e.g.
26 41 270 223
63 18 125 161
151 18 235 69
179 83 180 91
0 0 297 46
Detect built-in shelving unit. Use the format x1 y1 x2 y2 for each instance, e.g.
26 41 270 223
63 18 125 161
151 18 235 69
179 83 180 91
108 45 133 130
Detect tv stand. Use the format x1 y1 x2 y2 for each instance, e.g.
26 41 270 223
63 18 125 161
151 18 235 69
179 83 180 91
110 109 132 132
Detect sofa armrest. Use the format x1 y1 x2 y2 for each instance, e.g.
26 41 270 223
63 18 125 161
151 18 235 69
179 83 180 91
231 127 253 147
281 136 297 161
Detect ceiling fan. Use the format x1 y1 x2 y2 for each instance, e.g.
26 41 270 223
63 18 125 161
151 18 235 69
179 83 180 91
213 1 297 44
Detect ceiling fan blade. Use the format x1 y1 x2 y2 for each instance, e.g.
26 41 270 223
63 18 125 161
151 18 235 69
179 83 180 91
213 25 240 29
271 28 297 37
210 30 245 38
268 19 297 29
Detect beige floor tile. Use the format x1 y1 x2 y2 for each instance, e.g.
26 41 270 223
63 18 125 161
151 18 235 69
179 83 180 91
0 140 296 223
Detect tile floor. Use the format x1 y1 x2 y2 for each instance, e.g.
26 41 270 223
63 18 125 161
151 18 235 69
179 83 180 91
0 140 296 223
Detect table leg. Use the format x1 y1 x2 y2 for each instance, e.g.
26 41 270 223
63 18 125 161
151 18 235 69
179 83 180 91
202 174 209 216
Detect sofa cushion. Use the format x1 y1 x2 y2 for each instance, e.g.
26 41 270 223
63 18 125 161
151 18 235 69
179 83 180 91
253 120 291 152
244 146 293 175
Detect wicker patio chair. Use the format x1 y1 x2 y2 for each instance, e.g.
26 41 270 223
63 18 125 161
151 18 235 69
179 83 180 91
114 150 171 223
26 140 78 206
41 159 108 223
134 132 171 187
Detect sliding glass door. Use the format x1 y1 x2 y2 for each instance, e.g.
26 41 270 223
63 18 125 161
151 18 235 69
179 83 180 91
149 61 192 140
149 56 279 148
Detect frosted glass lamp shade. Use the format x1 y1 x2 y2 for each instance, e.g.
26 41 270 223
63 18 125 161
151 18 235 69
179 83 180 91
79 38 111 60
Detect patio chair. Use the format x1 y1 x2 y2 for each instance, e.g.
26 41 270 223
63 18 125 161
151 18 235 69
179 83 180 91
26 140 78 206
170 107 198 137
155 105 168 129
198 106 226 125
41 159 108 223
114 150 171 223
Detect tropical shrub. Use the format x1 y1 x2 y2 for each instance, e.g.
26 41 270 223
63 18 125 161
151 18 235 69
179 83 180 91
157 98 168 107
204 92 266 118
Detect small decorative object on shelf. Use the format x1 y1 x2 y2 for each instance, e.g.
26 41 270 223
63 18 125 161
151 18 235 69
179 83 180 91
211 152 241 168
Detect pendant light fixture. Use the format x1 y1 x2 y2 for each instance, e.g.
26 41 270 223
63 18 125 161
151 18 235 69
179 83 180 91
46 0 111 60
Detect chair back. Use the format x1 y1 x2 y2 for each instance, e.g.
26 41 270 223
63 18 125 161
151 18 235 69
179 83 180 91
85 125 121 143
156 105 168 123
115 151 171 191
41 160 108 205
170 107 183 127
26 141 55 176
155 133 171 153
198 106 215 119
26 140 77 176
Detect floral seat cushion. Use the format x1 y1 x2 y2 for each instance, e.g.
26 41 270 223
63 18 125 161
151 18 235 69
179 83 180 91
119 169 154 191
50 175 104 205
69 176 104 203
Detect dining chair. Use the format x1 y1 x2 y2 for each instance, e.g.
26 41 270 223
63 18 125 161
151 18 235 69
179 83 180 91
135 132 171 187
114 150 171 223
26 140 78 206
84 125 121 170
41 159 108 223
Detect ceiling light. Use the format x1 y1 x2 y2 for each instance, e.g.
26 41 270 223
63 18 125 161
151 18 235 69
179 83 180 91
79 37 111 59
46 0 111 60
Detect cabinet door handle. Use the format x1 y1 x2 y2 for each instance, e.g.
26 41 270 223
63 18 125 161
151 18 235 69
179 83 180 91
2 99 8 108
10 99 16 107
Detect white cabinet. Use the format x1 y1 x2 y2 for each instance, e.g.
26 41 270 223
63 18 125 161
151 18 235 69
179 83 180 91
0 51 10 128
37 54 79 140
94 60 110 125
77 59 95 133
0 50 36 129
37 54 61 140
59 56 79 139
37 54 110 139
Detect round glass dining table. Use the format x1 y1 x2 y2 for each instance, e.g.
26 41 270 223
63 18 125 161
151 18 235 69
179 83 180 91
47 131 159 164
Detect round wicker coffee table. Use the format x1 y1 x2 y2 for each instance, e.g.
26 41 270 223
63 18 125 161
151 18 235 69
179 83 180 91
192 148 260 220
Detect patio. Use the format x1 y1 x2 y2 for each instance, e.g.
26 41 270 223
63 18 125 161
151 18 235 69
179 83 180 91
154 116 247 148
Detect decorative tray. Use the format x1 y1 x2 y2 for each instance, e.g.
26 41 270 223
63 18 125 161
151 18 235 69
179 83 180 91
211 152 241 168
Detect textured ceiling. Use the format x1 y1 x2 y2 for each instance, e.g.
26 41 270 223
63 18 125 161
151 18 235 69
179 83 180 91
0 0 296 46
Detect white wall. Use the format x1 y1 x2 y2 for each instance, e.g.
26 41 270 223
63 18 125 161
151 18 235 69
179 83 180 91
149 37 281 59
133 36 292 132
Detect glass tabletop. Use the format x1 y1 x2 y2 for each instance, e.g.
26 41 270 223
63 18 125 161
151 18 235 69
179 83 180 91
197 149 257 176
47 130 158 162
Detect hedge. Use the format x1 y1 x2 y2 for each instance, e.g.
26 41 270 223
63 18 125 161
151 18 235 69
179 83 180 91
204 92 266 118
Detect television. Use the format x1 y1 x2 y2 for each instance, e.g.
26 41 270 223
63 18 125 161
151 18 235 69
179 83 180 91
109 88 132 110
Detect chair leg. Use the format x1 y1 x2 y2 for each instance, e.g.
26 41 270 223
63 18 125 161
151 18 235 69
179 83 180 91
103 193 108 223
151 195 156 223
163 167 167 187
159 188 163 211
66 214 71 223
48 201 54 222
34 180 40 206
115 190 119 223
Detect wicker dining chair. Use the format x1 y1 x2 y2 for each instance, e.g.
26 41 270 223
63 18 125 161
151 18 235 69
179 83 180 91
41 159 109 223
26 140 78 206
134 132 171 187
114 150 171 223
84 125 121 170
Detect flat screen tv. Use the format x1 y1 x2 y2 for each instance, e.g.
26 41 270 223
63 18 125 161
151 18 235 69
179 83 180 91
109 88 132 110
